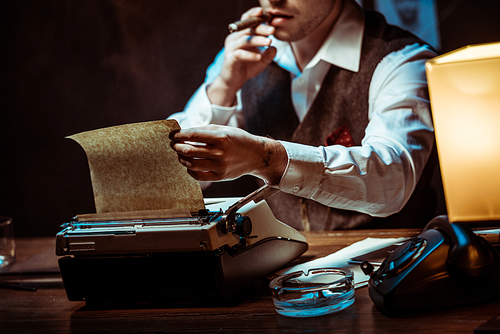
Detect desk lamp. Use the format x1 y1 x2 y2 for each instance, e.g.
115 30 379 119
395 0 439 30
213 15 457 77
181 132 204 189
426 41 500 227
362 42 500 315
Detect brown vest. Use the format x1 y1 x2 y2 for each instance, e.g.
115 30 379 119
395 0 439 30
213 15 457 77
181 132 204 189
240 10 445 230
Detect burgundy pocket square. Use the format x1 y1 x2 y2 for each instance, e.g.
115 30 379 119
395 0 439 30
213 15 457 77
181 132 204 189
325 124 354 147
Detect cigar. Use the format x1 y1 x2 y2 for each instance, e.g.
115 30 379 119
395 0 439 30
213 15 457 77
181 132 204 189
228 13 273 33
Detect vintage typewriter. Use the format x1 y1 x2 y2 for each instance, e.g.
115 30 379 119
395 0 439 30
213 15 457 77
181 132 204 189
56 120 308 306
56 185 308 307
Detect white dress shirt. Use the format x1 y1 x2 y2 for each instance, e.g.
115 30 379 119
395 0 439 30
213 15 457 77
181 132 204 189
169 0 437 217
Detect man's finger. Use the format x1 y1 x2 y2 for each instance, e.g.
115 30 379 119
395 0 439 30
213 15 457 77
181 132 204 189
233 49 264 62
172 142 221 159
261 46 277 64
187 170 224 182
234 35 272 50
240 7 263 21
177 156 223 173
171 128 222 145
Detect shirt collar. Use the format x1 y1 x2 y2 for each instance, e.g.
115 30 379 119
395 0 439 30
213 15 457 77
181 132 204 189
272 0 364 74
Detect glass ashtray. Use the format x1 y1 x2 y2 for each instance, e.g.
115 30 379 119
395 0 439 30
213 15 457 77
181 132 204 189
269 268 355 318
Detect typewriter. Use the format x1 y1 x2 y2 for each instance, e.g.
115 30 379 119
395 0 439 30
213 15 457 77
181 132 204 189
56 185 308 307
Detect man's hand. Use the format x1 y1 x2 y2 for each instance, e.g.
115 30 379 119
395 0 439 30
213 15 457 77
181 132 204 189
170 125 287 185
207 7 277 107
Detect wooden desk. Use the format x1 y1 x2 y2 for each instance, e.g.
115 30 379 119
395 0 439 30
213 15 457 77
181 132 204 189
1 231 499 333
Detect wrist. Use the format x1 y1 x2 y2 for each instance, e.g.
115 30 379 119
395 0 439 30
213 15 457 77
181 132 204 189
206 76 239 107
254 137 288 186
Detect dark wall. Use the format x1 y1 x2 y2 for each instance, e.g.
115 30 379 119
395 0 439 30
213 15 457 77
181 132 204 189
1 0 500 237
0 0 259 237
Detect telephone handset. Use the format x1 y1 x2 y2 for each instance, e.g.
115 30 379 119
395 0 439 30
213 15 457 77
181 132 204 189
363 215 500 315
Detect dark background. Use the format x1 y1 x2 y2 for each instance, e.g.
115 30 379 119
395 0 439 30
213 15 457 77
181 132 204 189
1 0 500 237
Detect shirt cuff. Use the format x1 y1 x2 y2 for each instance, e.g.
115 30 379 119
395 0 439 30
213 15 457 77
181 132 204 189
172 83 214 127
211 104 237 125
278 141 324 198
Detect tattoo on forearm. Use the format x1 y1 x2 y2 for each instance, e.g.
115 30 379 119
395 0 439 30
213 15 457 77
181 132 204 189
261 139 272 167
263 149 272 167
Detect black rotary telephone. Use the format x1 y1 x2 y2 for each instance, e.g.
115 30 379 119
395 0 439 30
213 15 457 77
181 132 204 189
362 215 500 315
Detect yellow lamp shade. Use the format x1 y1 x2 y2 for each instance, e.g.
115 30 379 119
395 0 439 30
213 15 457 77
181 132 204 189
426 42 500 223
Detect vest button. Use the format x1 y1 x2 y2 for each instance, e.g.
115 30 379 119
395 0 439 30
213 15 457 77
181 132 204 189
292 185 300 193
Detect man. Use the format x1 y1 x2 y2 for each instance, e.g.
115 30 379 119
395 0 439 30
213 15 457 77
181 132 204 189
169 0 443 231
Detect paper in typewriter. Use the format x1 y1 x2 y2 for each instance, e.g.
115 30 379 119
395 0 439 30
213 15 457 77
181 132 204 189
68 119 205 214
